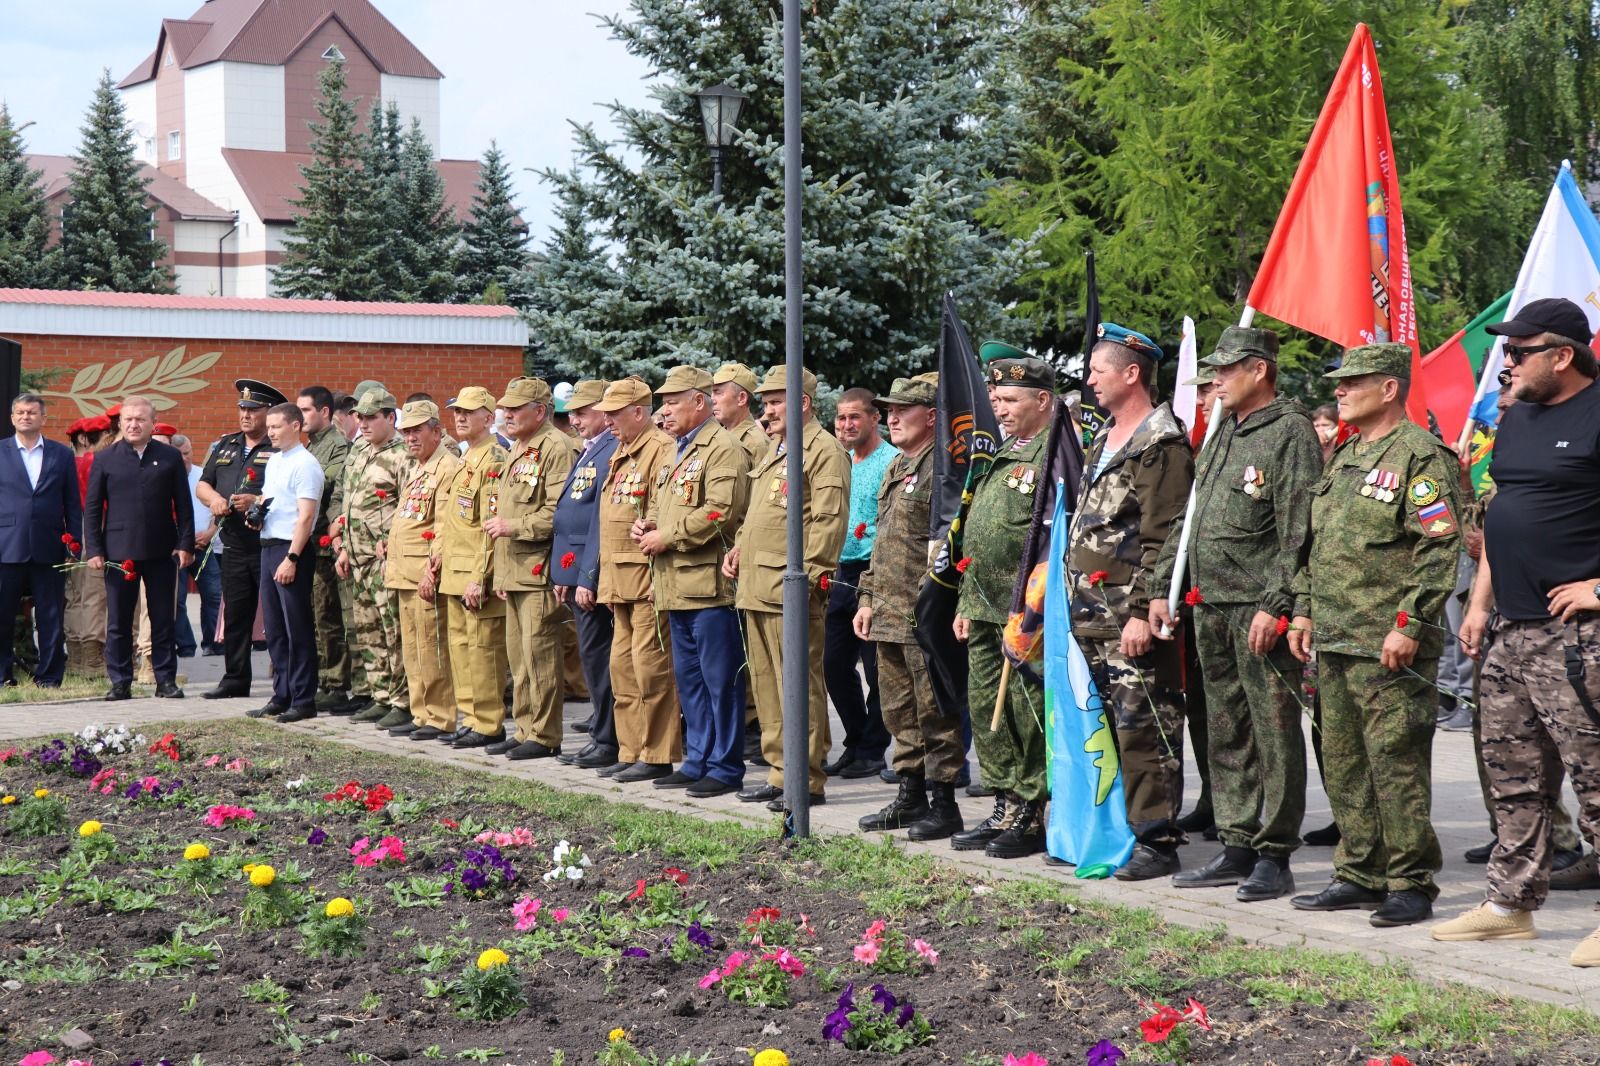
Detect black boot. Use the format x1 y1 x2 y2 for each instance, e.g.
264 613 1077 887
951 793 1014 851
907 782 964 841
858 775 928 832
986 798 1046 859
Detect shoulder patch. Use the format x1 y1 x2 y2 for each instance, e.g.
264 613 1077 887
1417 499 1457 538
1406 475 1440 508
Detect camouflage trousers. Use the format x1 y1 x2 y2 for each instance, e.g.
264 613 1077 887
1193 602 1307 858
1080 634 1186 847
878 639 965 784
347 557 407 711
1480 616 1600 911
1318 651 1442 898
313 543 349 694
968 620 1047 803
1471 645 1581 850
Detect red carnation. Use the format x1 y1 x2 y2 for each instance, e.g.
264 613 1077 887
819 573 831 591
853 521 867 540
243 469 257 483
1395 610 1409 629
318 534 332 548
1088 570 1108 587
421 530 436 541
374 489 389 500
1184 587 1204 607
560 551 576 569
663 866 688 885
705 511 723 522
122 559 135 572
60 533 73 546
1275 616 1290 636
532 563 544 576
123 570 137 582
955 557 972 574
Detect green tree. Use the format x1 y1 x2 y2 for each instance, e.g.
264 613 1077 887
273 60 385 300
0 103 62 289
59 71 171 293
390 118 460 303
457 142 529 305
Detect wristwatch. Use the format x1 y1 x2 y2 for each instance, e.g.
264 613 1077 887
1593 581 1600 603
287 551 301 564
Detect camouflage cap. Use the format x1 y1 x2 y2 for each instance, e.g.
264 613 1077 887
755 365 818 398
1180 366 1217 387
447 386 495 412
592 377 654 412
396 399 441 430
712 362 759 394
979 340 1029 364
656 365 715 395
1202 326 1280 367
878 372 938 407
497 376 553 409
987 357 1054 391
567 379 609 411
353 388 398 415
1324 342 1412 381
351 380 387 402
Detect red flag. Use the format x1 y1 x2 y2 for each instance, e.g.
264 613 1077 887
1418 331 1477 444
1247 24 1427 426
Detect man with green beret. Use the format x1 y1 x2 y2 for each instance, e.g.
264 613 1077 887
1285 343 1461 926
1151 325 1323 901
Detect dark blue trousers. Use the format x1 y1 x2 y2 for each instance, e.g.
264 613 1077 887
669 605 745 787
259 542 318 710
0 563 65 685
824 559 889 761
572 599 618 749
105 556 178 686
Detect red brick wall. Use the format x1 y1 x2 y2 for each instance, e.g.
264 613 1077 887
11 332 524 449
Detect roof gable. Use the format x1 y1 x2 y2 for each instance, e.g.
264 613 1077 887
25 154 234 222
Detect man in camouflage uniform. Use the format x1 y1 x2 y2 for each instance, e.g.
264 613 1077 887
485 377 577 759
1151 325 1322 902
1286 344 1461 927
1068 324 1194 880
856 373 966 839
296 385 352 712
332 379 386 713
951 355 1057 859
335 389 411 728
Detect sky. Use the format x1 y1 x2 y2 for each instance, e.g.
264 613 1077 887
0 0 657 243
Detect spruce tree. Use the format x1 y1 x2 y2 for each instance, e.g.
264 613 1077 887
273 60 385 300
0 103 62 289
391 117 460 302
59 70 171 293
457 142 529 304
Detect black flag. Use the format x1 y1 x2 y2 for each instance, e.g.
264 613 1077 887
928 292 1001 587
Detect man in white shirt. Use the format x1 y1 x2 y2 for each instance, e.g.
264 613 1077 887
252 403 325 722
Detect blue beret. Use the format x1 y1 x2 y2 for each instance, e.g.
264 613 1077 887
1096 322 1165 363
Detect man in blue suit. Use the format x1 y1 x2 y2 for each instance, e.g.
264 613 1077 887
83 395 195 700
0 394 82 687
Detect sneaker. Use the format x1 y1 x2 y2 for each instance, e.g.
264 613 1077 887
1437 705 1473 732
1572 928 1600 967
1430 902 1538 942
1551 851 1600 891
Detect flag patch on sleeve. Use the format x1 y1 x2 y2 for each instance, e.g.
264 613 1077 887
1417 499 1457 538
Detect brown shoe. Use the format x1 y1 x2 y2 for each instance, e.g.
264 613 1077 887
1430 902 1537 942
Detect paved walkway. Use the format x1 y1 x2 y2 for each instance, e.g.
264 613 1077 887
5 655 1597 1013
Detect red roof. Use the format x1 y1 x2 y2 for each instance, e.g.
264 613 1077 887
0 288 519 318
119 0 442 88
223 147 489 224
26 154 235 222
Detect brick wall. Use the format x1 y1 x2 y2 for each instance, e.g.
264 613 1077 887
11 332 525 449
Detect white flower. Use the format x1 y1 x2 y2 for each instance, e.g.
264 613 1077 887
285 777 307 790
551 840 571 863
579 854 592 868
542 869 562 883
565 865 585 881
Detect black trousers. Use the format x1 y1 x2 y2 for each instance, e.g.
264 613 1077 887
571 598 617 749
105 555 177 685
260 543 318 710
219 544 261 687
824 559 888 760
915 577 972 748
0 563 64 685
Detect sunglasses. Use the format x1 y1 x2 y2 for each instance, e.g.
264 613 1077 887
1502 341 1563 366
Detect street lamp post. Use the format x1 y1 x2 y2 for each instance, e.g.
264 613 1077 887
694 83 748 197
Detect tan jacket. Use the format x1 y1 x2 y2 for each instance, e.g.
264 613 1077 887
646 421 749 610
597 425 675 605
727 417 770 466
493 422 578 593
438 437 508 598
385 443 463 590
734 417 850 613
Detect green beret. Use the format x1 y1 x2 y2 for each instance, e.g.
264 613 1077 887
979 340 1030 364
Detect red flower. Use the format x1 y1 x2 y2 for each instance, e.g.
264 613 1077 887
1140 1004 1185 1044
1275 616 1290 636
438 817 459 830
1088 570 1108 587
744 906 782 928
955 557 973 574
421 530 436 541
123 569 138 582
630 488 646 498
626 878 648 902
122 559 135 571
532 563 544 576
663 866 688 885
819 573 831 591
1182 997 1211 1031
374 489 389 500
1184 587 1204 607
318 534 332 548
1395 610 1409 629
705 511 723 522
560 551 576 569
338 514 347 526
853 522 867 540
243 469 257 483
60 533 73 545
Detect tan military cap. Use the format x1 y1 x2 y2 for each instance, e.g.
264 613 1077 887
656 365 714 395
396 399 440 430
712 362 759 394
498 376 553 408
353 389 398 415
448 386 495 412
592 376 653 412
568 379 609 411
878 372 938 407
755 365 817 398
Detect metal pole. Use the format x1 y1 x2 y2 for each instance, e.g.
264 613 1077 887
711 146 724 198
780 0 809 838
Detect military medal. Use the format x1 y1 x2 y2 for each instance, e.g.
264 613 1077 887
1019 469 1036 496
903 473 918 494
1360 468 1380 497
1243 465 1263 496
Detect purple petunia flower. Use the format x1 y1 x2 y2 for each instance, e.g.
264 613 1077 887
307 827 328 846
69 746 102 778
461 868 488 892
822 1007 852 1043
897 1001 915 1028
123 780 143 799
687 920 713 951
872 983 897 1013
623 947 649 958
1087 1039 1126 1066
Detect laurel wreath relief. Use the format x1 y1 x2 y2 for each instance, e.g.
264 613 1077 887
42 345 222 415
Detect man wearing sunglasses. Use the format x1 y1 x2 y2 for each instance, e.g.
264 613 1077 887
1430 297 1600 963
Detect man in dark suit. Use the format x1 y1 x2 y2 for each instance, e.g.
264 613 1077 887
0 394 82 687
83 395 195 700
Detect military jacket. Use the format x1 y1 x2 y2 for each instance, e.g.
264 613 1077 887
305 425 350 536
338 434 410 564
728 417 770 466
859 440 935 644
198 431 275 550
646 421 750 610
1153 396 1321 617
438 437 509 599
551 430 618 593
1067 404 1194 639
384 443 462 591
493 422 578 594
735 418 850 613
596 426 676 605
1291 420 1462 659
957 433 1045 625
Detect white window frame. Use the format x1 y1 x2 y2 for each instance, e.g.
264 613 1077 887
167 130 182 161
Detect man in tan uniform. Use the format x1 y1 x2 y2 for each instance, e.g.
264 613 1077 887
725 366 850 810
636 366 751 798
438 386 510 748
593 377 681 783
385 400 461 741
486 377 578 760
712 363 769 465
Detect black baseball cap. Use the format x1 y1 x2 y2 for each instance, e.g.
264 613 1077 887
1485 297 1594 342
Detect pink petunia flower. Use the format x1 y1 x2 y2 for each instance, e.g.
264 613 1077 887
20 1052 57 1066
349 837 370 856
912 938 939 966
1004 1055 1049 1066
698 969 721 990
720 951 749 977
853 940 882 964
552 907 569 923
511 896 542 931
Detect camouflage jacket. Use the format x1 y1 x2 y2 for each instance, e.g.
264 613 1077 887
305 425 350 536
859 440 935 644
1152 396 1321 617
1067 403 1193 639
1291 420 1462 659
338 434 410 564
957 434 1045 625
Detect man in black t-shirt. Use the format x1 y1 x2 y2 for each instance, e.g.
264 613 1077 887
1431 297 1600 965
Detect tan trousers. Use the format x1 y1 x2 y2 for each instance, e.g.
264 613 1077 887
610 599 681 764
399 589 456 731
445 595 508 736
747 604 831 794
561 619 588 699
65 566 105 644
506 588 565 747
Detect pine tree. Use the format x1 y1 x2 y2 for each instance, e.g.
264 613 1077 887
0 103 62 289
457 142 529 304
273 60 385 300
59 70 171 293
391 118 460 302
